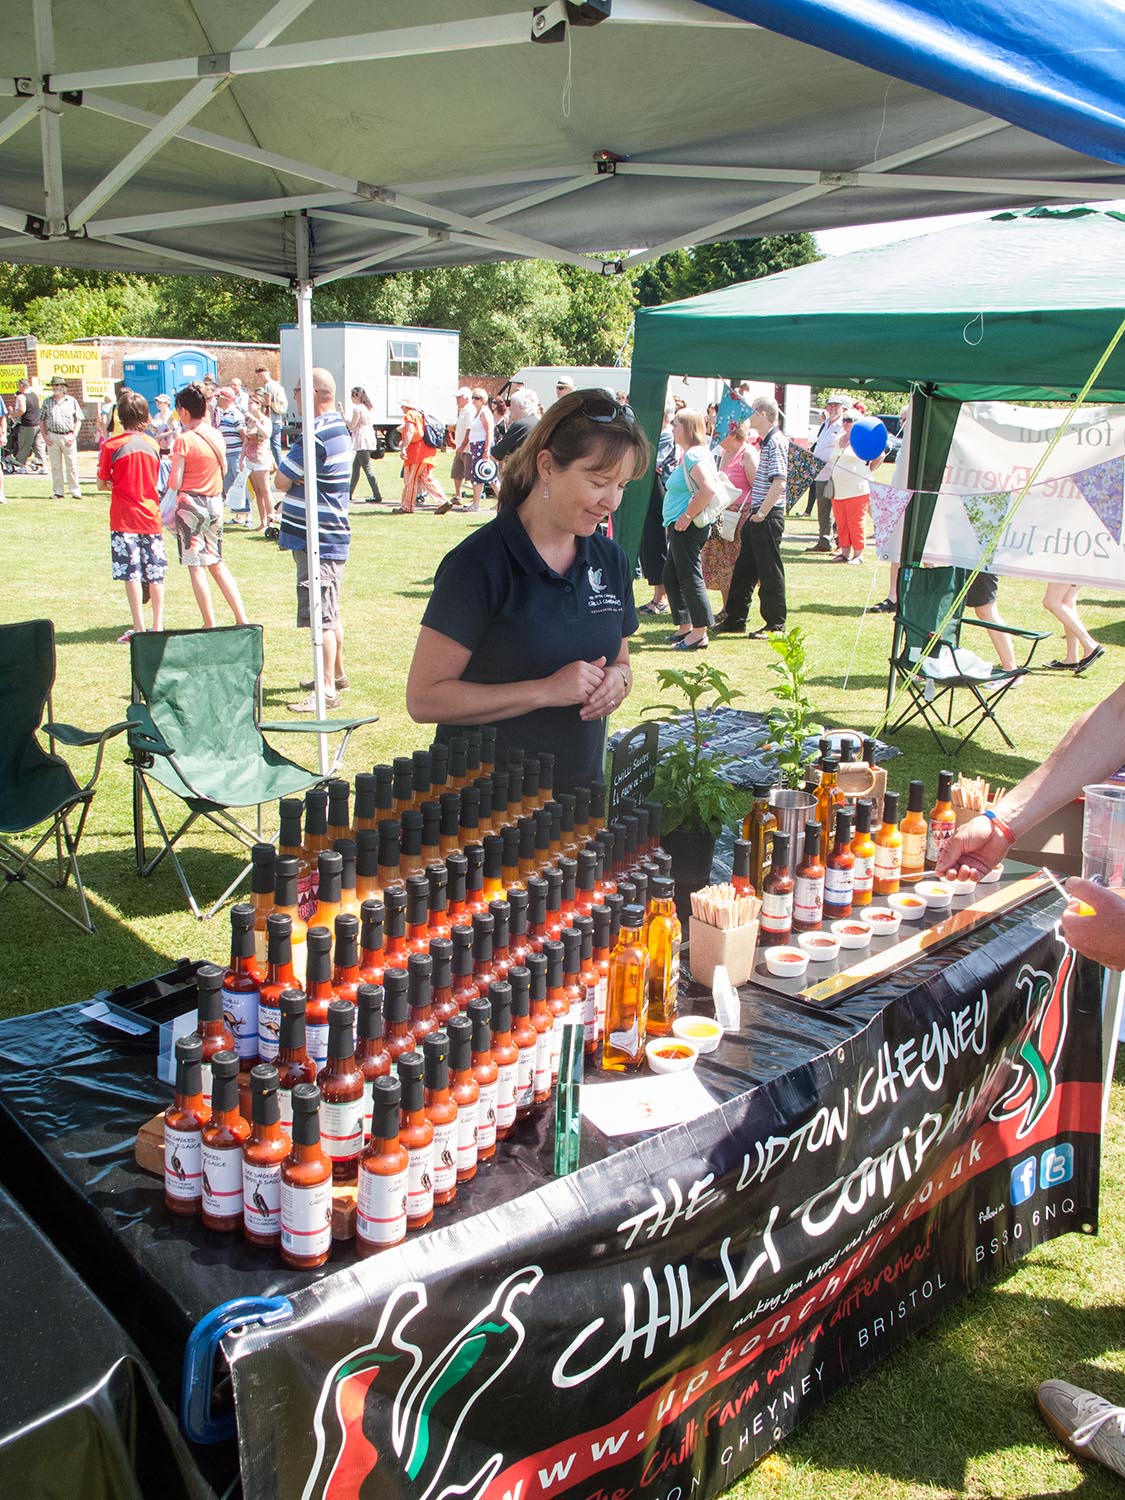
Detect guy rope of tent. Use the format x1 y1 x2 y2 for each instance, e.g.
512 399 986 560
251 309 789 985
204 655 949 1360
873 309 1125 738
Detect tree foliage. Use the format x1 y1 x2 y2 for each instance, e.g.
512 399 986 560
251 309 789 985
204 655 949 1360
634 234 820 306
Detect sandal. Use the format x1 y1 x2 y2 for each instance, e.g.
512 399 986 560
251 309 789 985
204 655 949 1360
639 600 670 615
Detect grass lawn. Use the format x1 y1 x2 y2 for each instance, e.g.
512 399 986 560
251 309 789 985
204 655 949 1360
2 453 1123 1497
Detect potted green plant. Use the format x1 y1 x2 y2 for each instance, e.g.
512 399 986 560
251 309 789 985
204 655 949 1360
642 663 751 893
764 627 824 788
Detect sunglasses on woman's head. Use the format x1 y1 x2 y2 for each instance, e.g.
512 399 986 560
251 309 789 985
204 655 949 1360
573 392 631 425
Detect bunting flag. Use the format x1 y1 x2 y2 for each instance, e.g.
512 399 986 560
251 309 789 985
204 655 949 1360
869 481 913 557
786 442 821 509
1072 456 1125 545
960 490 1011 557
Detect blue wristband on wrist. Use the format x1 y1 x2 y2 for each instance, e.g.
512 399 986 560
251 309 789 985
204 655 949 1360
984 808 1016 842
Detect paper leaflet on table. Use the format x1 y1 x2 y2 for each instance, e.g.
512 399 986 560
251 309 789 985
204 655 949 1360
580 1072 718 1136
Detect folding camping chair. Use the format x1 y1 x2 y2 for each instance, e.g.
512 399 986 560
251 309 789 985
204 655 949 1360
128 625 376 919
0 619 129 932
884 565 1048 753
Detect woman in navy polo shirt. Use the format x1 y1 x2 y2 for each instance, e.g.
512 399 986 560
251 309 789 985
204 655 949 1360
407 391 650 790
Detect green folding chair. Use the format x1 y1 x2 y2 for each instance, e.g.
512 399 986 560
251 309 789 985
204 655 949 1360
127 625 375 919
885 565 1048 753
0 619 128 932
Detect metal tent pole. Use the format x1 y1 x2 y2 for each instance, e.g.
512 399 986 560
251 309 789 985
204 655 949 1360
294 215 329 775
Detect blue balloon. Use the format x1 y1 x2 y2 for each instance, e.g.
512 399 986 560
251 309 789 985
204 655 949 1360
849 417 889 461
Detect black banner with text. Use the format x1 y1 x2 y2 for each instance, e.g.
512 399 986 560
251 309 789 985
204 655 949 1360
227 918 1103 1500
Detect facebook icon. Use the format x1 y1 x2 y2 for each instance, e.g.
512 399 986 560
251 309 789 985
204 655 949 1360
1040 1144 1074 1189
1010 1156 1038 1206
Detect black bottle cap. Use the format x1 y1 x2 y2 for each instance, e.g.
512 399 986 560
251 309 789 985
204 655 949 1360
526 875 547 927
534 808 551 854
937 769 954 800
396 1050 424 1112
558 792 576 834
752 782 772 799
429 740 449 785
400 809 423 856
573 785 591 825
290 1082 322 1145
558 856 577 902
279 798 303 842
523 757 540 799
508 965 530 1017
575 913 594 960
360 898 384 952
475 776 493 822
327 777 350 823
209 1049 239 1112
420 801 441 848
488 898 510 948
174 1034 203 1097
251 843 275 895
505 745 525 766
545 865 562 910
770 830 791 865
230 901 256 959
317 849 343 904
854 798 873 833
426 862 448 913
538 750 555 793
267 911 293 966
333 838 357 891
196 962 225 1020
392 756 414 802
445 851 467 904
617 878 636 906
249 1063 281 1126
356 827 379 878
423 1030 450 1090
407 952 433 1012
333 911 359 969
377 819 401 867
471 911 494 961
733 840 751 880
483 833 503 881
451 926 473 977
357 983 384 1041
448 736 468 780
803 822 822 858
412 749 432 797
491 769 510 816
383 967 409 1023
589 780 606 821
622 814 639 858
576 848 597 891
304 786 328 834
353 772 377 824
406 873 430 927
464 727 481 773
839 739 856 764
631 871 649 908
592 904 611 945
429 937 452 989
447 1013 472 1072
908 779 925 813
279 990 307 1052
501 825 520 869
644 799 663 844
863 738 877 765
834 807 854 842
526 949 547 1000
370 1075 401 1141
507 761 524 805
488 980 512 1034
561 926 581 973
468 996 492 1052
306 925 332 984
373 764 394 811
517 816 537 861
439 791 461 838
621 903 646 930
384 887 406 937
883 790 900 825
274 856 299 909
479 725 497 764
543 938 564 989
507 886 528 935
464 842 484 894
459 786 481 833
326 999 356 1061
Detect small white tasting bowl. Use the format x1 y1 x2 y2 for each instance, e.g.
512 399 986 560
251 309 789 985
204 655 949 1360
947 876 978 897
886 891 928 921
916 879 954 909
646 1037 700 1074
671 1016 723 1053
864 907 902 937
797 931 841 962
830 918 873 950
763 945 810 978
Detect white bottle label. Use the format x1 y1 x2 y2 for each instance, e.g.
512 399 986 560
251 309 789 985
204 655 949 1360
257 1000 281 1062
200 1062 213 1103
534 1029 552 1095
926 819 954 865
319 1097 364 1164
280 1177 332 1257
306 1021 330 1068
356 1166 408 1247
431 1119 458 1194
242 1159 282 1234
222 986 260 1060
853 851 875 894
279 1084 296 1131
515 1043 535 1108
595 975 607 1039
456 1098 479 1172
495 1060 518 1129
902 829 926 871
406 1141 434 1219
759 888 793 932
874 843 903 882
362 1078 374 1142
609 1019 639 1060
824 865 855 905
582 983 598 1046
202 1143 244 1219
475 1079 498 1151
793 875 824 925
164 1125 202 1202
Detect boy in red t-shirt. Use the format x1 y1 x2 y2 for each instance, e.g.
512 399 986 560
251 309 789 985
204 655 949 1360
97 389 166 643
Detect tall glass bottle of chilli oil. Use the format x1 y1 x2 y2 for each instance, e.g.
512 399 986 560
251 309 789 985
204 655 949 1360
815 758 846 863
603 904 651 1073
645 877 681 1037
742 783 777 894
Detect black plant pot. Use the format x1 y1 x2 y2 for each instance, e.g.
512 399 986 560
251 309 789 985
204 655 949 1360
663 825 717 922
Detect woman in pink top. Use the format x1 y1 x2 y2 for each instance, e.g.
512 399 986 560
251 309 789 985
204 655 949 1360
169 382 250 628
702 419 759 612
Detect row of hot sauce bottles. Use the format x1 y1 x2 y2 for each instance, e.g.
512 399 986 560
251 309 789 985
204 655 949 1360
164 729 686 1268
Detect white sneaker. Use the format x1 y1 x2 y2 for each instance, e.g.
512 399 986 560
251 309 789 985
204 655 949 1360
1037 1379 1125 1478
287 690 340 714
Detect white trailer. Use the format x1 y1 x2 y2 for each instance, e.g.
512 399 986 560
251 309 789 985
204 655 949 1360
280 321 460 448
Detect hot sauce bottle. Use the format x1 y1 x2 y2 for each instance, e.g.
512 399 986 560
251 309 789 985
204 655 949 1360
428 740 450 799
420 801 442 866
331 912 361 1005
488 899 511 981
439 793 462 857
303 926 335 1070
851 799 876 907
407 952 437 1043
276 989 317 1130
391 756 415 818
873 791 903 896
355 828 380 904
317 1000 364 1183
468 997 498 1162
759 831 794 947
272 856 308 984
280 1083 333 1270
223 902 262 1068
383 968 415 1062
731 839 754 897
201 1051 249 1232
525 952 554 1106
242 1064 290 1248
445 851 469 930
488 981 519 1141
589 903 612 1056
482 833 504 899
404 874 431 953
507 887 532 972
196 963 235 1101
165 1035 206 1216
396 1052 435 1231
447 1014 480 1183
595 831 617 895
427 863 451 942
356 982 391 1142
603 905 650 1073
526 875 549 952
301 787 330 919
450 927 478 1015
249 843 276 967
558 857 578 928
900 780 928 880
333 838 360 918
356 1076 409 1258
926 770 958 870
278 797 308 903
646 876 682 1036
575 849 599 918
400 810 425 880
459 784 482 851
430 937 457 1025
353 772 377 835
259 912 300 1066
378 818 403 896
541 940 570 1085
383 887 408 969
464 842 487 917
412 749 433 811
823 807 856 921
471 911 496 997
793 821 825 933
327 778 352 846
310 849 344 937
573 915 599 1055
508 966 537 1121
423 1030 458 1207
358 899 385 987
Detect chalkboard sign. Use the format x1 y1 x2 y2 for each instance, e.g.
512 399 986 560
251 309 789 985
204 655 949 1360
607 721 659 819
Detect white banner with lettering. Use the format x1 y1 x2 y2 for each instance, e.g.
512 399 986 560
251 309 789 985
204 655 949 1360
921 401 1125 590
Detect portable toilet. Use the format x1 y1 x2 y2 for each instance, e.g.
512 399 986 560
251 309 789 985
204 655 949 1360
122 347 216 405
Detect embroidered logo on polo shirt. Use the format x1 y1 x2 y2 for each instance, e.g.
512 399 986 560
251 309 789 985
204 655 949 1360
588 566 608 594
